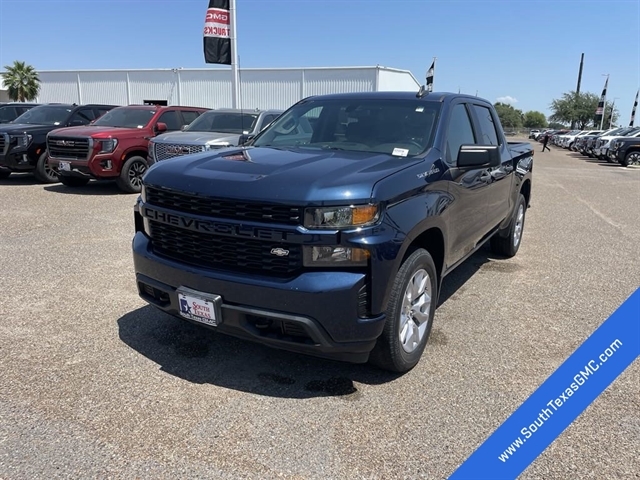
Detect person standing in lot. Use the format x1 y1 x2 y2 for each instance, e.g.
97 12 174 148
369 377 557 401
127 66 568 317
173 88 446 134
542 133 551 152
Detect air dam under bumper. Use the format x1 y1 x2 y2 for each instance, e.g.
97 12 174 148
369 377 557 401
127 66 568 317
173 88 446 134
132 232 386 363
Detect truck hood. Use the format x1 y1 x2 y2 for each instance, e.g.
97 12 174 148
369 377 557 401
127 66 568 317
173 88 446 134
48 125 147 139
153 131 241 146
0 123 57 135
144 146 424 205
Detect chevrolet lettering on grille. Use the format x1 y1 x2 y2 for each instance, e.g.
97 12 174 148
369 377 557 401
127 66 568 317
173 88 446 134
141 206 305 242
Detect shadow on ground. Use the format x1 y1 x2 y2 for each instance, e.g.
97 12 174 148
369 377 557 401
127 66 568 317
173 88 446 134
118 245 506 398
0 172 43 186
44 181 134 196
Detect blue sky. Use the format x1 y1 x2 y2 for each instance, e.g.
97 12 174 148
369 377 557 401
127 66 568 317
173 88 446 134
1 0 638 123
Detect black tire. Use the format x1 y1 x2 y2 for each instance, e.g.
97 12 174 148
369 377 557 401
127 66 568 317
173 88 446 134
0 168 10 179
59 175 90 187
34 152 58 183
622 151 640 167
490 194 527 258
116 156 148 193
369 248 438 373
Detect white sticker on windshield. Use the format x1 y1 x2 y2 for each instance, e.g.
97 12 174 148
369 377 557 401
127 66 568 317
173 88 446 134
415 106 425 112
137 125 144 129
54 122 60 125
392 148 409 157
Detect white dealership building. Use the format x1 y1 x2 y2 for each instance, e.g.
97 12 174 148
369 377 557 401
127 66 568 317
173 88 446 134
1 66 421 110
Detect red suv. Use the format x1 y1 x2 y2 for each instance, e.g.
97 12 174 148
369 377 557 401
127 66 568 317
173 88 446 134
47 105 209 193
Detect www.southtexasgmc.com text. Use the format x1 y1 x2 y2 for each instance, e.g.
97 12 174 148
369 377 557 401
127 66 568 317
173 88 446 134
498 339 623 462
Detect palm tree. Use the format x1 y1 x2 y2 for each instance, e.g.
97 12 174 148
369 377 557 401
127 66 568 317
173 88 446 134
1 61 40 102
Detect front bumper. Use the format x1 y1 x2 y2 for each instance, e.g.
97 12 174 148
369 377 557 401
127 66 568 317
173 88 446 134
50 154 120 179
609 149 625 163
132 232 386 363
0 150 35 171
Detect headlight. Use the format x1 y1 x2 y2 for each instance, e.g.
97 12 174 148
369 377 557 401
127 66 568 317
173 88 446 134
140 183 147 203
12 133 32 148
303 246 370 267
149 141 156 160
304 205 379 229
98 138 118 154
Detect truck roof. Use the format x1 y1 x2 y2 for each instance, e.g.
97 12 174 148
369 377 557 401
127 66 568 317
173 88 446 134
212 108 283 114
125 104 210 111
303 91 489 103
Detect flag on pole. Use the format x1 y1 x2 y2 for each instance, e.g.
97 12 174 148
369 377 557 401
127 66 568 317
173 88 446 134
203 0 231 64
595 77 608 122
630 89 639 127
426 60 435 92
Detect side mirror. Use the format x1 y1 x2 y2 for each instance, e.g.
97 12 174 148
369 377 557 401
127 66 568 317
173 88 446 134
457 145 501 168
155 122 168 134
238 134 255 146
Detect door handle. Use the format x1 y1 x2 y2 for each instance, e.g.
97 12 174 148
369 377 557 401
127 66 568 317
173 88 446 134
504 164 514 173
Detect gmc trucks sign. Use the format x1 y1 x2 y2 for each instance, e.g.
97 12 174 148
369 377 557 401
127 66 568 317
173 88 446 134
203 0 231 64
204 8 230 38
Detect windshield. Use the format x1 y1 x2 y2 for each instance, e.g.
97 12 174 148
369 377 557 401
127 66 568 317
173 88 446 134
252 97 441 156
92 107 156 128
12 106 73 126
612 127 635 137
185 111 259 133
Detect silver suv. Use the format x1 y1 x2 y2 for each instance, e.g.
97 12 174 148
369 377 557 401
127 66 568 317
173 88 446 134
148 108 282 164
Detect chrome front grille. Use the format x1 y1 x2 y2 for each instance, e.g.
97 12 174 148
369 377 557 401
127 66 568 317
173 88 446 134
0 134 7 155
154 143 206 161
47 136 91 160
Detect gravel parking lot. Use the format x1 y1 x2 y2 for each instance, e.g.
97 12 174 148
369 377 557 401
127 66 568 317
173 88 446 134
1 141 638 479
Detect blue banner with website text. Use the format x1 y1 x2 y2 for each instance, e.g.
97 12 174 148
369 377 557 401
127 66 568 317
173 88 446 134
449 287 640 480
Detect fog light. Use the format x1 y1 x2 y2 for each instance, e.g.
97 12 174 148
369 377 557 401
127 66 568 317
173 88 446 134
303 246 369 267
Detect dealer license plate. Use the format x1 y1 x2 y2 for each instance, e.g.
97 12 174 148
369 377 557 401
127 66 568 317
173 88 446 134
59 161 71 171
177 288 222 327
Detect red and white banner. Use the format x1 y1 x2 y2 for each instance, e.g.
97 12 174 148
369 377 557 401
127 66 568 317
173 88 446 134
204 7 230 39
203 0 231 65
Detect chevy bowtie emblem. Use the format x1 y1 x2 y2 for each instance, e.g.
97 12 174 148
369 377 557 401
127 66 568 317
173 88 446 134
270 247 289 257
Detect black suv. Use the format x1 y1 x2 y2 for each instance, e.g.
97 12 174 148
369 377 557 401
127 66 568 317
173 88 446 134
0 103 118 182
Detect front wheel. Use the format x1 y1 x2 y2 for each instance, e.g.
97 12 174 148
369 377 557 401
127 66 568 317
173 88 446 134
34 152 58 183
490 194 527 258
116 156 148 193
623 151 640 167
369 248 438 373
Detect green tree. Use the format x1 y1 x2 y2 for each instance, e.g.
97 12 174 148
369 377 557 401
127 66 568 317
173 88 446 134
549 91 618 129
1 60 40 102
523 110 548 128
494 102 523 129
548 121 567 129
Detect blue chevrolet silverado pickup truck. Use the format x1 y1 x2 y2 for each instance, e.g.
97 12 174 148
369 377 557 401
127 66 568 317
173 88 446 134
132 91 533 372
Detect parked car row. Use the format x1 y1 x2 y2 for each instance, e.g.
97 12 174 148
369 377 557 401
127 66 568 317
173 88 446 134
531 126 640 167
0 102 283 192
